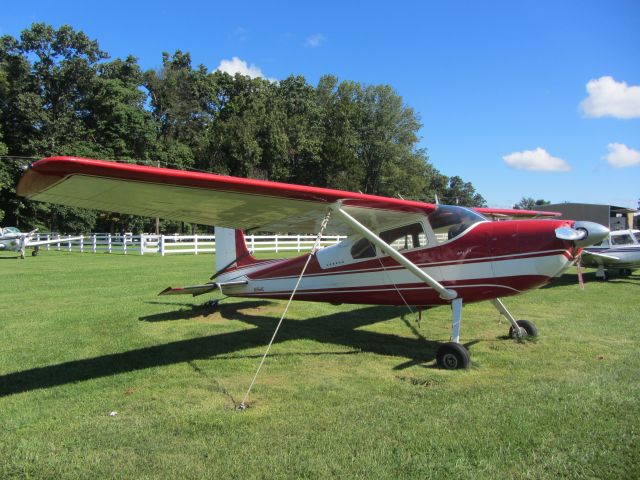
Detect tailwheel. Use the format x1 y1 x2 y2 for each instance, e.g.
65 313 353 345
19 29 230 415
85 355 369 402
436 342 470 370
509 320 538 339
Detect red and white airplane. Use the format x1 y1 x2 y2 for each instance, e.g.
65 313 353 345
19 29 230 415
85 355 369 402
17 157 609 369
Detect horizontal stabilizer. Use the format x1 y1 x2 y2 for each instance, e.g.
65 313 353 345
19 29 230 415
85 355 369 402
158 279 248 297
159 283 218 297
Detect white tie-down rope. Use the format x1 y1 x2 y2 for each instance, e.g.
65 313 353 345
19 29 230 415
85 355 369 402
376 255 416 316
238 210 332 410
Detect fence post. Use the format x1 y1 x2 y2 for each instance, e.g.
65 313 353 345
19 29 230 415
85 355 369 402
56 234 61 251
140 233 145 256
123 234 127 255
46 234 51 251
79 235 84 253
194 234 198 255
160 235 165 256
297 234 301 252
250 235 255 251
107 234 112 254
275 235 279 253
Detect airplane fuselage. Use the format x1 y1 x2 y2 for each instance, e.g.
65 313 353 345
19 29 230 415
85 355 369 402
582 229 640 271
217 218 577 307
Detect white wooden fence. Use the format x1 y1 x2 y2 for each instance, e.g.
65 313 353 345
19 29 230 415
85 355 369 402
33 233 345 256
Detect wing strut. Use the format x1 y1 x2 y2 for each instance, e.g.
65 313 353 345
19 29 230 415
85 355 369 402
331 205 457 301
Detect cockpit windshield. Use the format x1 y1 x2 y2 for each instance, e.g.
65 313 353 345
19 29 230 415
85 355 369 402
427 206 486 243
2 227 20 236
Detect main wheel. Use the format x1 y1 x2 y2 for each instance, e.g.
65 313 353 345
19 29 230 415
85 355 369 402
509 320 538 338
619 268 632 277
436 342 470 370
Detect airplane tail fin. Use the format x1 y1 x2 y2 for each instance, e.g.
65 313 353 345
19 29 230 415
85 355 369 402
214 227 259 276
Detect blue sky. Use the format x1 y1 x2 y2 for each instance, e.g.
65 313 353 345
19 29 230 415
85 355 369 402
3 0 639 208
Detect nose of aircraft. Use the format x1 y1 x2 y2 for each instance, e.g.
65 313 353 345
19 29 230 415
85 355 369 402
555 221 610 247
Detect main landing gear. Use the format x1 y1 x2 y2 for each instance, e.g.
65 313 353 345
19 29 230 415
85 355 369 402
436 298 471 370
436 297 538 370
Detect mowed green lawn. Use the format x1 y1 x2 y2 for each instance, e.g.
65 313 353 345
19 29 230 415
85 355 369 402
1 250 638 479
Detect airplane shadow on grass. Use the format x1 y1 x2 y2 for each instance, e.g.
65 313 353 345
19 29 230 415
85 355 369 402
0 301 467 397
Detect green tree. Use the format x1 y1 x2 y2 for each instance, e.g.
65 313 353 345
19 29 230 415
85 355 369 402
440 176 487 207
513 197 550 210
1 24 158 232
1 24 489 232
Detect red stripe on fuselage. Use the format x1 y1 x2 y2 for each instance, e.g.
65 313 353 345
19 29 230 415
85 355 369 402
232 275 554 306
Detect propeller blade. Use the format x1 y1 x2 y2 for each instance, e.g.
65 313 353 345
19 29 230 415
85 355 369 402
555 226 586 241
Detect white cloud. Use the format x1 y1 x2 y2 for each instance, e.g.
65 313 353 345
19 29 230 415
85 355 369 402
305 33 326 47
216 57 272 80
603 143 640 168
579 76 640 119
503 147 571 172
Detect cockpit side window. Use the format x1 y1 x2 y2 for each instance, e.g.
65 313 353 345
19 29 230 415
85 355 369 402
350 237 376 259
633 232 640 243
611 234 634 246
427 206 485 244
380 223 428 251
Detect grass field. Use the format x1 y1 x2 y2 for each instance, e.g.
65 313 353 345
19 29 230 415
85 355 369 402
1 250 638 479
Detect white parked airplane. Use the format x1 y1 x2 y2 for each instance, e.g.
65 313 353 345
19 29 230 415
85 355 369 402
0 226 82 259
582 229 640 279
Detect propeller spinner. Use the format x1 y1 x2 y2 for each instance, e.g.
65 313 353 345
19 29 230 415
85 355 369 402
555 221 609 248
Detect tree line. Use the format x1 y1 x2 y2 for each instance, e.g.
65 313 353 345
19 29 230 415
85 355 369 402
0 23 486 234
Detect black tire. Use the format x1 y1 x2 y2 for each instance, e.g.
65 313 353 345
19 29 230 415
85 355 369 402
619 268 631 277
509 320 538 338
31 250 38 256
436 342 471 370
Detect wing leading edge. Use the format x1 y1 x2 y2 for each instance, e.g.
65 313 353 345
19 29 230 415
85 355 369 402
17 157 434 235
474 207 561 219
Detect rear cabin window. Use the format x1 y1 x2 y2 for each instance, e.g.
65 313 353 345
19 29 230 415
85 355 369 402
634 232 640 243
380 223 427 251
351 237 376 259
611 234 634 246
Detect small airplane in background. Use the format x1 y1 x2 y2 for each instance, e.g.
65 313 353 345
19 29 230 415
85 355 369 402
17 157 609 370
581 229 640 280
0 226 83 259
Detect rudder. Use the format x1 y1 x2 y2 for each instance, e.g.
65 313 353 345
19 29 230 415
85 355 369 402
214 227 257 275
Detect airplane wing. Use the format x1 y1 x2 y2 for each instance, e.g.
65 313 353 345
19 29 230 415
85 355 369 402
17 157 434 235
582 251 620 261
474 207 561 219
